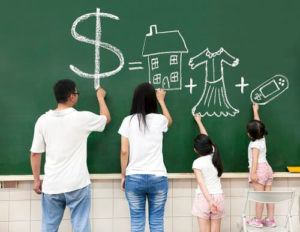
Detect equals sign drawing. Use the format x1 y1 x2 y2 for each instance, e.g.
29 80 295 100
128 61 144 71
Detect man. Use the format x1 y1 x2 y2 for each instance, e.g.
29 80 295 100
30 79 111 232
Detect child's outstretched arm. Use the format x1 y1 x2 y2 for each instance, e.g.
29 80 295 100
156 89 173 127
252 103 260 121
194 114 208 135
193 169 218 213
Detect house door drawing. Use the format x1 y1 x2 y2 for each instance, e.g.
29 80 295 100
162 76 170 89
189 48 239 117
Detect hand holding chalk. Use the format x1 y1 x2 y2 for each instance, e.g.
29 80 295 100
252 103 261 121
252 103 259 112
97 87 107 100
156 88 166 103
194 113 202 124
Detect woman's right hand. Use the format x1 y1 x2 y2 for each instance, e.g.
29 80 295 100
156 88 166 102
121 176 125 191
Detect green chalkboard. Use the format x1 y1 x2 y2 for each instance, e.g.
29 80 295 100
0 0 299 174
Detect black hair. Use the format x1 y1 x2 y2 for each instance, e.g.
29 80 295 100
53 79 76 103
246 120 268 141
194 134 223 177
130 82 158 128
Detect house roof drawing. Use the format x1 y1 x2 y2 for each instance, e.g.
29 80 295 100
142 25 188 57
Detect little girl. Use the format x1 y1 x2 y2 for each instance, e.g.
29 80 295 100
192 114 224 232
247 103 275 228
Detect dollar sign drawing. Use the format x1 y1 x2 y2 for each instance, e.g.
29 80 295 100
70 8 124 90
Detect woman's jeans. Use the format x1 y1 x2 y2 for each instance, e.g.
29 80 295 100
125 174 168 232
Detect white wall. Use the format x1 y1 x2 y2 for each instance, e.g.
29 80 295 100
0 178 299 232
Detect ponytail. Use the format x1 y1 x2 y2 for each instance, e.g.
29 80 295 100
212 144 223 177
194 134 224 177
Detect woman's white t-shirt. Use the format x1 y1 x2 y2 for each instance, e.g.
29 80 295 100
118 113 168 176
248 137 268 168
192 155 223 194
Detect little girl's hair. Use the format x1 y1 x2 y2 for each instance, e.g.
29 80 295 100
194 134 223 177
246 120 268 141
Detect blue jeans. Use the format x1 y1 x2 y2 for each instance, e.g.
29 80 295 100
125 175 168 232
42 185 91 232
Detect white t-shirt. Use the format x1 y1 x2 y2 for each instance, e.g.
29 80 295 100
192 155 223 194
248 137 268 168
30 108 107 194
118 113 168 176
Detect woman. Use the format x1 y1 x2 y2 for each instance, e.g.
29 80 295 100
118 83 172 232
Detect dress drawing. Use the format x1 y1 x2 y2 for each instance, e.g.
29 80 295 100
189 48 239 117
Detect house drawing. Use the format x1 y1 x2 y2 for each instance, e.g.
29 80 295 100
142 25 188 90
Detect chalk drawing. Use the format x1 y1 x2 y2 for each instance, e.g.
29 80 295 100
189 48 239 117
69 8 124 90
128 61 144 71
250 74 289 105
235 77 249 94
142 25 188 91
185 78 197 94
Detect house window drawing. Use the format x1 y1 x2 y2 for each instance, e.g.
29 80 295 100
170 72 179 82
151 58 159 70
170 55 178 65
142 25 188 90
153 74 161 84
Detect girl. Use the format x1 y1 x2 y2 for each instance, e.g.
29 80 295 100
247 103 275 228
118 83 172 232
192 114 224 232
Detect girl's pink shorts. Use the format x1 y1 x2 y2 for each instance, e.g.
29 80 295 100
192 193 225 220
249 162 273 186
